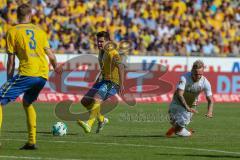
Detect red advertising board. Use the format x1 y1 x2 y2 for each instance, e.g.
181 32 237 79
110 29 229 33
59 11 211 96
11 71 240 103
0 54 239 103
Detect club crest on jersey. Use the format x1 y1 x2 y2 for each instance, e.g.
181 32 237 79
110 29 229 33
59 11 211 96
118 40 132 55
104 41 117 52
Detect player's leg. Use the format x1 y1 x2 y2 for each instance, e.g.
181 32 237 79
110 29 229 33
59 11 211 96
78 101 111 134
174 109 192 137
96 81 119 133
167 122 192 137
96 103 105 123
166 124 176 137
20 100 37 149
20 77 46 150
166 115 184 137
0 104 2 134
0 104 1 147
78 81 118 133
84 98 111 133
78 99 102 133
166 105 177 137
175 127 192 137
78 81 112 133
0 75 31 140
78 100 107 133
176 111 194 136
167 104 192 137
86 100 101 128
0 75 43 148
93 81 118 123
77 82 102 133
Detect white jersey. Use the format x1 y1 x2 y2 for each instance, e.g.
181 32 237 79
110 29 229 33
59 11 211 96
172 72 212 106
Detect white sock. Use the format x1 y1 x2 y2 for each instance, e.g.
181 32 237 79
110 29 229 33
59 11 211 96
176 128 191 137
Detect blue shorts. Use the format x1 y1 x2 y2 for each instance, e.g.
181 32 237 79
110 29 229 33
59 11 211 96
0 74 46 106
84 80 119 101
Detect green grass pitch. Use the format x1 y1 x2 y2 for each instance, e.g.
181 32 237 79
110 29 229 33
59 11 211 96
0 102 240 160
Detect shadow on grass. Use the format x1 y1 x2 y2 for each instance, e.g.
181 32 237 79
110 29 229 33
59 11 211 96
109 134 177 138
156 153 240 159
4 130 78 136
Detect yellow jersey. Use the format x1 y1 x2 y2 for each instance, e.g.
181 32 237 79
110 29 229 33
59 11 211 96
99 49 121 85
6 23 50 79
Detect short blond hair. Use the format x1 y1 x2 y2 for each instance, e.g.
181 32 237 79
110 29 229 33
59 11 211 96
192 60 204 70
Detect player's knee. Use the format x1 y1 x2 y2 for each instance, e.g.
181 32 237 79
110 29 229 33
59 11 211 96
81 97 94 108
22 99 31 108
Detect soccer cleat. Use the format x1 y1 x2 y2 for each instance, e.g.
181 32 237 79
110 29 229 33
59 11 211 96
77 120 91 133
166 127 175 137
176 128 192 137
189 128 195 134
19 143 37 150
96 117 109 133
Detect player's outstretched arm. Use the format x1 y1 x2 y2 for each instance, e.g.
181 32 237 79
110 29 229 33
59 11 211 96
6 53 15 80
176 89 198 113
45 48 62 73
205 96 214 118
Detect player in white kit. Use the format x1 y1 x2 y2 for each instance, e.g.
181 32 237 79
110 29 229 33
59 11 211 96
166 60 214 137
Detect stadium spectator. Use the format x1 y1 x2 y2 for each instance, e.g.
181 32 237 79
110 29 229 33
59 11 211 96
0 0 239 56
202 39 215 56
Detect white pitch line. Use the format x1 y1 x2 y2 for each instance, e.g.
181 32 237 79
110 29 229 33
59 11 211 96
2 138 240 156
80 141 240 155
0 155 36 160
0 155 82 160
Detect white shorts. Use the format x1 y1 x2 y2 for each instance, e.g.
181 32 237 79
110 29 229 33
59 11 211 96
168 103 193 127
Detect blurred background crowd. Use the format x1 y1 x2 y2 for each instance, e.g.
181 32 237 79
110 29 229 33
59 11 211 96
0 0 239 56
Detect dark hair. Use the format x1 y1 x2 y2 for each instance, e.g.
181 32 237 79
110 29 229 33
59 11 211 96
192 60 204 71
17 4 31 21
96 31 110 40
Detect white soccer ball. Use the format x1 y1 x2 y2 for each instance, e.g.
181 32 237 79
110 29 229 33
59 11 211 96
52 122 67 136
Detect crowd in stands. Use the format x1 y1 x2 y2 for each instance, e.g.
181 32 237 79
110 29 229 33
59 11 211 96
0 0 239 56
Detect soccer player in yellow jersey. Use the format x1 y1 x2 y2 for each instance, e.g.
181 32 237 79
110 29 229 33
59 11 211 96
77 31 125 133
0 4 60 149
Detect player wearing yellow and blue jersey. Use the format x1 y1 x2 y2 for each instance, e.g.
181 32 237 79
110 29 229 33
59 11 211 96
77 31 125 133
0 4 61 149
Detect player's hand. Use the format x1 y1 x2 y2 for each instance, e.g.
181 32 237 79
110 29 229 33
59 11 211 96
205 112 213 118
187 107 198 114
54 65 63 74
190 108 198 114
